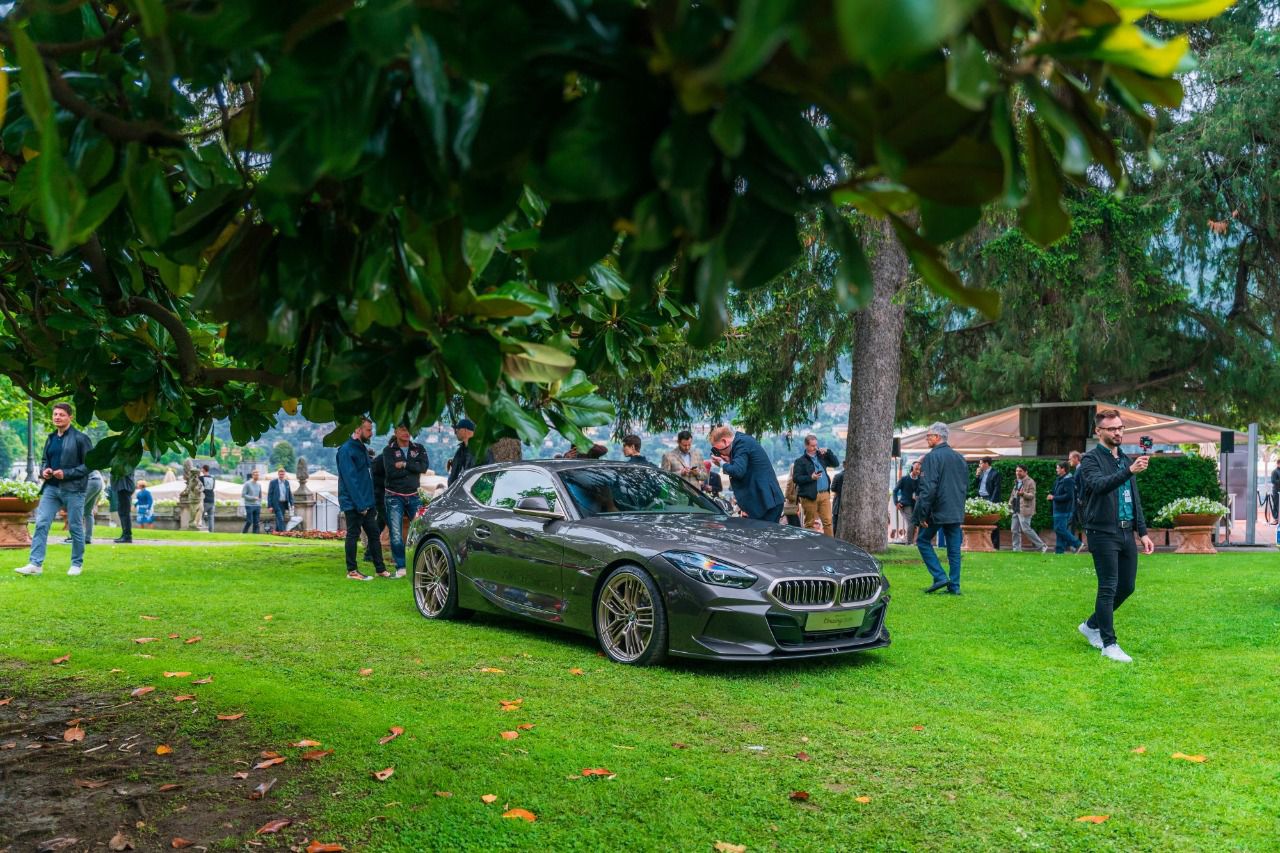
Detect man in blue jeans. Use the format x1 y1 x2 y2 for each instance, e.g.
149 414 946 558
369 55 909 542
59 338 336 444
912 422 968 595
1049 461 1083 553
14 402 94 577
381 424 428 578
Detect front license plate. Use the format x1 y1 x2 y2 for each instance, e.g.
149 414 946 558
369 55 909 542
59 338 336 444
805 609 865 631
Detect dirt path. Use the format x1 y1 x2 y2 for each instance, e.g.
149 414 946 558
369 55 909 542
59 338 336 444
0 679 328 852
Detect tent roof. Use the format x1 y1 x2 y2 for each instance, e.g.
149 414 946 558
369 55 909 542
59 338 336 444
898 402 1244 457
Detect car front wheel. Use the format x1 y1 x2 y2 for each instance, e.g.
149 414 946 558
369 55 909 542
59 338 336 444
595 565 668 666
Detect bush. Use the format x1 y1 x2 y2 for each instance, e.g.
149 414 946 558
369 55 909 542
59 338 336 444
965 454 1222 530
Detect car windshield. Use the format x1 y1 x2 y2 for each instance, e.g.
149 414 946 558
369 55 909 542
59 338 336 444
559 465 720 517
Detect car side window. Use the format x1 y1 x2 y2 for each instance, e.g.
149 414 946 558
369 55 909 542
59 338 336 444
487 469 560 512
470 473 497 505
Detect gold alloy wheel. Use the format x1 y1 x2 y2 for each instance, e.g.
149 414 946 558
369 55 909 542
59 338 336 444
596 571 656 662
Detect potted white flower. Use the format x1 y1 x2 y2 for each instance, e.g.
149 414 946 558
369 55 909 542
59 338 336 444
0 479 42 512
1153 497 1230 528
964 497 1010 525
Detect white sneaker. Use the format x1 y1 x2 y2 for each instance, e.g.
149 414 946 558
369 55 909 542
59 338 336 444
1100 643 1132 663
1078 621 1103 649
1040 544 1049 554
67 565 82 576
14 564 42 576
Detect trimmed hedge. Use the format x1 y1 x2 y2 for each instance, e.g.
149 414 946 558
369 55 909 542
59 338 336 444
965 454 1222 530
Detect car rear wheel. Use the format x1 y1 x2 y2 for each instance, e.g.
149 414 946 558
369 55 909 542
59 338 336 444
413 539 465 619
595 566 668 666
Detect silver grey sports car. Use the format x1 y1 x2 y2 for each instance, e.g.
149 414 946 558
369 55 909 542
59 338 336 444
406 460 890 665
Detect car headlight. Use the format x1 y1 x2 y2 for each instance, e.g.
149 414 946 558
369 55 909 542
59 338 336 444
662 551 758 589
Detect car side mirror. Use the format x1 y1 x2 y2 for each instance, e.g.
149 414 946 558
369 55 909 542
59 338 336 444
714 498 733 514
514 495 564 520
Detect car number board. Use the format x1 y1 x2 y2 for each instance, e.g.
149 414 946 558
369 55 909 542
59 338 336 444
805 608 865 631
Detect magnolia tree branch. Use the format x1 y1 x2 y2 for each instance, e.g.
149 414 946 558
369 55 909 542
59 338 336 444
41 55 185 147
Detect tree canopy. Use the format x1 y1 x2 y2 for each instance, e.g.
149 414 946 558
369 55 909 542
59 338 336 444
0 0 1233 471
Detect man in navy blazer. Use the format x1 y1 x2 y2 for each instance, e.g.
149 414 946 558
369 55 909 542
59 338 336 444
709 425 784 522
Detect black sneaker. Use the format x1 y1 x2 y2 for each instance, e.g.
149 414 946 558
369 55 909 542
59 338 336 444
113 537 132 543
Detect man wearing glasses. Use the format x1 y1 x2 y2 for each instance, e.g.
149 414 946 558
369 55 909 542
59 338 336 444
1075 409 1154 663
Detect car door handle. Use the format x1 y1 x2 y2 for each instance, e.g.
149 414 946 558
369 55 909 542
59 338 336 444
474 525 492 540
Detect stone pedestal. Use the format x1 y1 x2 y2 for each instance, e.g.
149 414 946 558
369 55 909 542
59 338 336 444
1173 525 1216 554
0 502 37 548
180 498 204 530
961 524 996 552
295 490 316 532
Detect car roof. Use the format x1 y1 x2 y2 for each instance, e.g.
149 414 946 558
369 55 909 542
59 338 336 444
466 459 637 475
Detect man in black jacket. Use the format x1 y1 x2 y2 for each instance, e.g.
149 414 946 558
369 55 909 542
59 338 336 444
382 425 429 577
15 403 94 577
1075 409 1154 664
267 467 294 532
112 468 136 543
894 460 922 545
913 423 968 595
974 457 1003 550
447 418 477 486
793 435 839 536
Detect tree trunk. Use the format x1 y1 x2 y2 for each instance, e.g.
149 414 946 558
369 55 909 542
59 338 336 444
838 220 909 553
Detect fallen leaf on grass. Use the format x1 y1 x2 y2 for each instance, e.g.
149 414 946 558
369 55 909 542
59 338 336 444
912 725 925 732
63 726 85 742
1132 746 1147 754
672 742 689 749
163 672 191 678
249 778 276 800
434 791 453 798
855 796 872 804
184 636 202 645
130 686 154 698
216 713 244 721
479 667 505 674
500 731 519 741
156 745 172 755
52 653 71 664
109 668 124 673
789 791 810 802
109 831 135 850
359 668 373 677
157 784 180 792
1172 752 1207 763
498 699 523 711
192 676 213 685
74 779 109 789
255 818 292 835
794 751 810 761
481 794 498 804
502 808 536 822
1076 815 1110 824
306 843 345 853
714 843 747 853
167 634 180 639
516 723 534 731
140 615 158 621
171 838 194 848
0 742 15 750
0 697 10 705
133 638 160 644
378 726 404 745
232 771 249 780
581 768 614 778
290 739 323 748
568 668 585 676
373 767 395 781
173 695 196 702
263 614 273 621
300 749 333 761
260 751 282 759
254 757 286 770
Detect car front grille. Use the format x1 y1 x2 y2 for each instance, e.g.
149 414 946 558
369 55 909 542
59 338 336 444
770 579 837 607
840 574 882 605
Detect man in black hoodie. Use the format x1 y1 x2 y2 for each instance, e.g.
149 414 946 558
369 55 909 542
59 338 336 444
1075 409 1154 664
14 403 94 577
382 425 429 578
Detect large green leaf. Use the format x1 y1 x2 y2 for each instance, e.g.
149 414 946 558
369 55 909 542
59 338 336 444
889 214 1000 319
1018 118 1072 247
822 206 873 311
503 341 577 384
490 392 549 444
899 137 1004 206
946 33 998 110
408 26 449 168
529 202 616 281
835 0 982 73
125 150 175 246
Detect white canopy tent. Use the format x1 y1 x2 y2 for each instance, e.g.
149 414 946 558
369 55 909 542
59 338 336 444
898 402 1245 459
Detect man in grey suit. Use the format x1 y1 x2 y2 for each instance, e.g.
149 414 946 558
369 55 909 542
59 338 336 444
912 422 968 595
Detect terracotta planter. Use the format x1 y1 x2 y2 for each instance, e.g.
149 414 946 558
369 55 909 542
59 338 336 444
1171 513 1222 555
961 514 1001 552
964 513 1001 526
0 496 40 548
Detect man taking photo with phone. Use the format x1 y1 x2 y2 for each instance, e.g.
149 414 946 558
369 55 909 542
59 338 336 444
1075 409 1155 663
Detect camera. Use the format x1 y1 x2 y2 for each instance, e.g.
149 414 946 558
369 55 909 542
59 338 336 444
1139 435 1154 453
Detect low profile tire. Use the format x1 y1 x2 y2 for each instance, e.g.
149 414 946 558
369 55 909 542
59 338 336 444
595 565 668 666
413 539 465 619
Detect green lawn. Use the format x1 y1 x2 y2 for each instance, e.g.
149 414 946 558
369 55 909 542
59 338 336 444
3 539 1278 851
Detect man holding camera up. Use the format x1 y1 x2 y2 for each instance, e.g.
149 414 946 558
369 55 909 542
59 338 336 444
1075 409 1155 663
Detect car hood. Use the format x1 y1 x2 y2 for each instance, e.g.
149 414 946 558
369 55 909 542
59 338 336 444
575 513 880 571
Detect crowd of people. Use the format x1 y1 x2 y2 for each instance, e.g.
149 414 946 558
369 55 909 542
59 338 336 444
7 403 1196 665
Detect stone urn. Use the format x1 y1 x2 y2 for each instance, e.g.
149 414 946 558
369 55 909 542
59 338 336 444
0 497 41 548
1172 513 1222 554
961 514 1001 552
